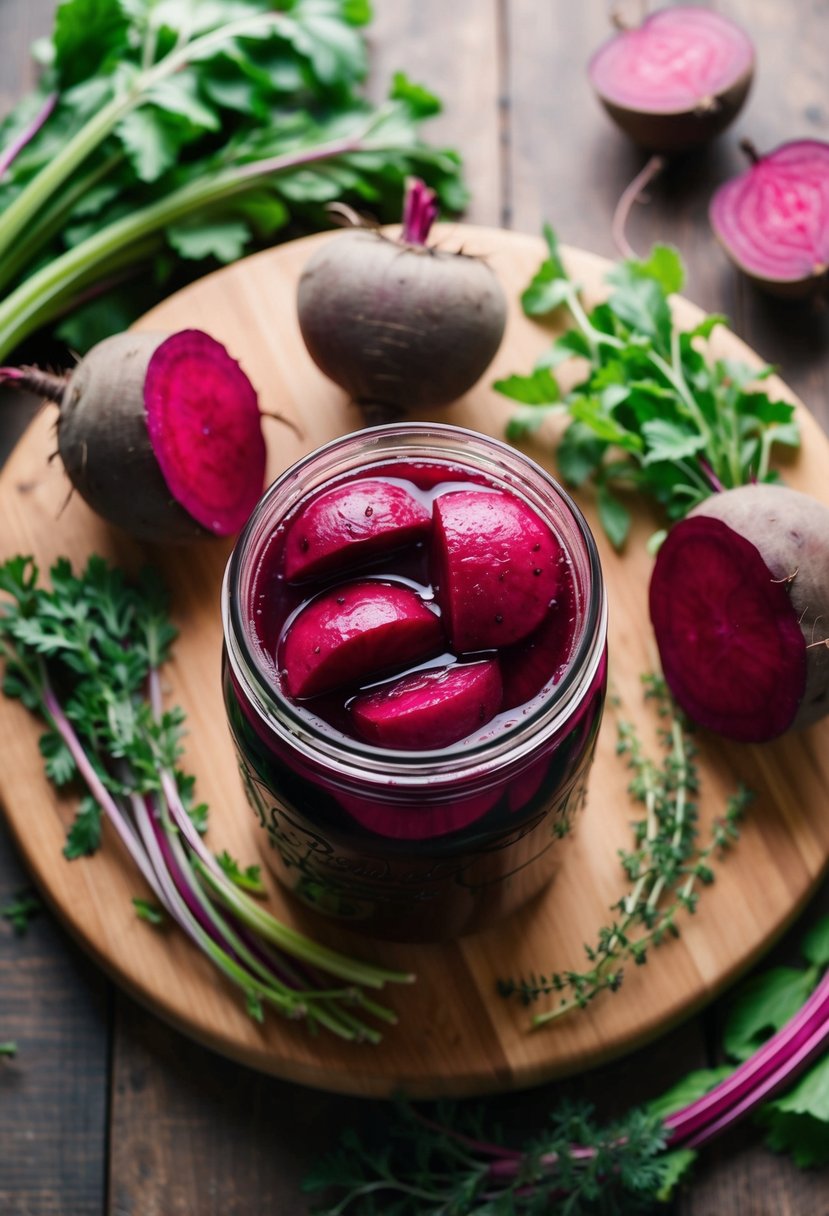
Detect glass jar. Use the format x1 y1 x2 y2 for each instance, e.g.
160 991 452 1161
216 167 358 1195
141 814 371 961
221 424 607 942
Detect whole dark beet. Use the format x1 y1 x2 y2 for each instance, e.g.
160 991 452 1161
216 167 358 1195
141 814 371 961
296 180 507 424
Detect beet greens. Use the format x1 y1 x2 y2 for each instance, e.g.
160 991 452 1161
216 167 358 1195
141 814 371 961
0 554 411 1042
495 226 800 549
0 0 464 362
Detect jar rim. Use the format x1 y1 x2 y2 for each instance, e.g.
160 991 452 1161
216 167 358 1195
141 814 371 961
222 423 607 787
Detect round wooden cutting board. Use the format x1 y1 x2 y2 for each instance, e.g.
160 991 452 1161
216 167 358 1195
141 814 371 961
1 226 828 1099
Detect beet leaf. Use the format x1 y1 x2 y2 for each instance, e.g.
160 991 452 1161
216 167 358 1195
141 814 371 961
494 225 800 549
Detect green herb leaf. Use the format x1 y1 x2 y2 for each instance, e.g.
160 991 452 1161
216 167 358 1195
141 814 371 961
133 897 165 926
1 890 42 936
500 226 800 547
801 915 829 968
647 1067 733 1119
723 966 817 1062
492 367 560 405
63 794 103 859
167 218 252 262
217 850 266 895
761 1054 829 1167
597 482 631 550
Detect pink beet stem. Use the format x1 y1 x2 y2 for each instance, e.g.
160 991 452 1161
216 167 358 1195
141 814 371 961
402 177 438 245
0 92 58 181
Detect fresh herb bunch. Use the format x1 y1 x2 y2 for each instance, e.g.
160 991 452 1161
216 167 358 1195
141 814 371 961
307 916 829 1212
494 226 800 549
1 889 41 936
499 676 750 1028
0 553 412 1042
0 0 465 360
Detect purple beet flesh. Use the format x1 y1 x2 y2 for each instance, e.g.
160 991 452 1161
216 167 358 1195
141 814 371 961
432 489 561 651
710 140 829 297
649 515 807 742
282 478 431 581
351 659 503 750
280 581 443 699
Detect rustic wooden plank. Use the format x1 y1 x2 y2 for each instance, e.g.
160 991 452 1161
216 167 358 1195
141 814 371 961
0 820 110 1216
108 995 362 1216
366 0 504 225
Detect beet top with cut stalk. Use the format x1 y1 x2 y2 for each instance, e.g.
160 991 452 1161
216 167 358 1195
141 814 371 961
0 329 267 543
710 139 829 298
588 5 754 152
649 484 829 743
296 179 507 425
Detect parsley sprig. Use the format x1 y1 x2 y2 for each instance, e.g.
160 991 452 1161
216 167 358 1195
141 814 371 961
498 676 750 1026
495 226 800 549
0 554 412 1042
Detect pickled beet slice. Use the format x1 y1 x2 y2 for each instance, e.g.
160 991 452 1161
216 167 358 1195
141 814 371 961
336 786 500 841
649 516 807 742
144 330 266 535
432 489 561 651
281 581 442 699
500 601 575 710
283 479 431 581
351 659 503 750
710 140 829 293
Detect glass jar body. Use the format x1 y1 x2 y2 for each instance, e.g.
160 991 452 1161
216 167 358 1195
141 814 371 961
222 424 608 942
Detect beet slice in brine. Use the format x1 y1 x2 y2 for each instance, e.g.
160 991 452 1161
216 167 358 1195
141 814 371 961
280 581 443 699
283 479 431 581
432 489 561 652
351 659 503 750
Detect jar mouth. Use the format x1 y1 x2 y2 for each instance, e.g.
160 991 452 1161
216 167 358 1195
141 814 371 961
222 423 607 785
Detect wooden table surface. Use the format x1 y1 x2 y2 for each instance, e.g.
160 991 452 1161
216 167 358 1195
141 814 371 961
1 3 828 1213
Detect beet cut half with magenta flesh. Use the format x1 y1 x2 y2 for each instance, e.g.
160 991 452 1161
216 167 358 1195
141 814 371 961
649 515 807 743
143 329 266 536
710 139 829 298
588 5 754 152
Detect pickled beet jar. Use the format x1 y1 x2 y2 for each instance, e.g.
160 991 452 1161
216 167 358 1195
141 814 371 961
221 424 607 941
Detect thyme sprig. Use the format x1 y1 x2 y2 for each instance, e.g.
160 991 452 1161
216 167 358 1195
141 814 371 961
499 675 750 1026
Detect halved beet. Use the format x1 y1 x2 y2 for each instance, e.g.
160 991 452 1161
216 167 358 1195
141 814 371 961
432 489 561 651
351 659 503 750
336 786 500 841
649 514 807 742
283 479 430 581
280 581 443 699
588 6 754 152
710 140 829 298
143 330 266 535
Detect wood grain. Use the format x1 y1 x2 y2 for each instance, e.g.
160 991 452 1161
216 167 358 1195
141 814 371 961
1 225 828 1101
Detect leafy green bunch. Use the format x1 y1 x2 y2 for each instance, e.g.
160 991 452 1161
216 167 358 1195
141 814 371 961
0 0 465 359
495 226 799 549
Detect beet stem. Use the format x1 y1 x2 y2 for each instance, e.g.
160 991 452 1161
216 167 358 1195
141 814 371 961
0 365 68 406
612 155 666 260
0 92 58 182
401 177 438 246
